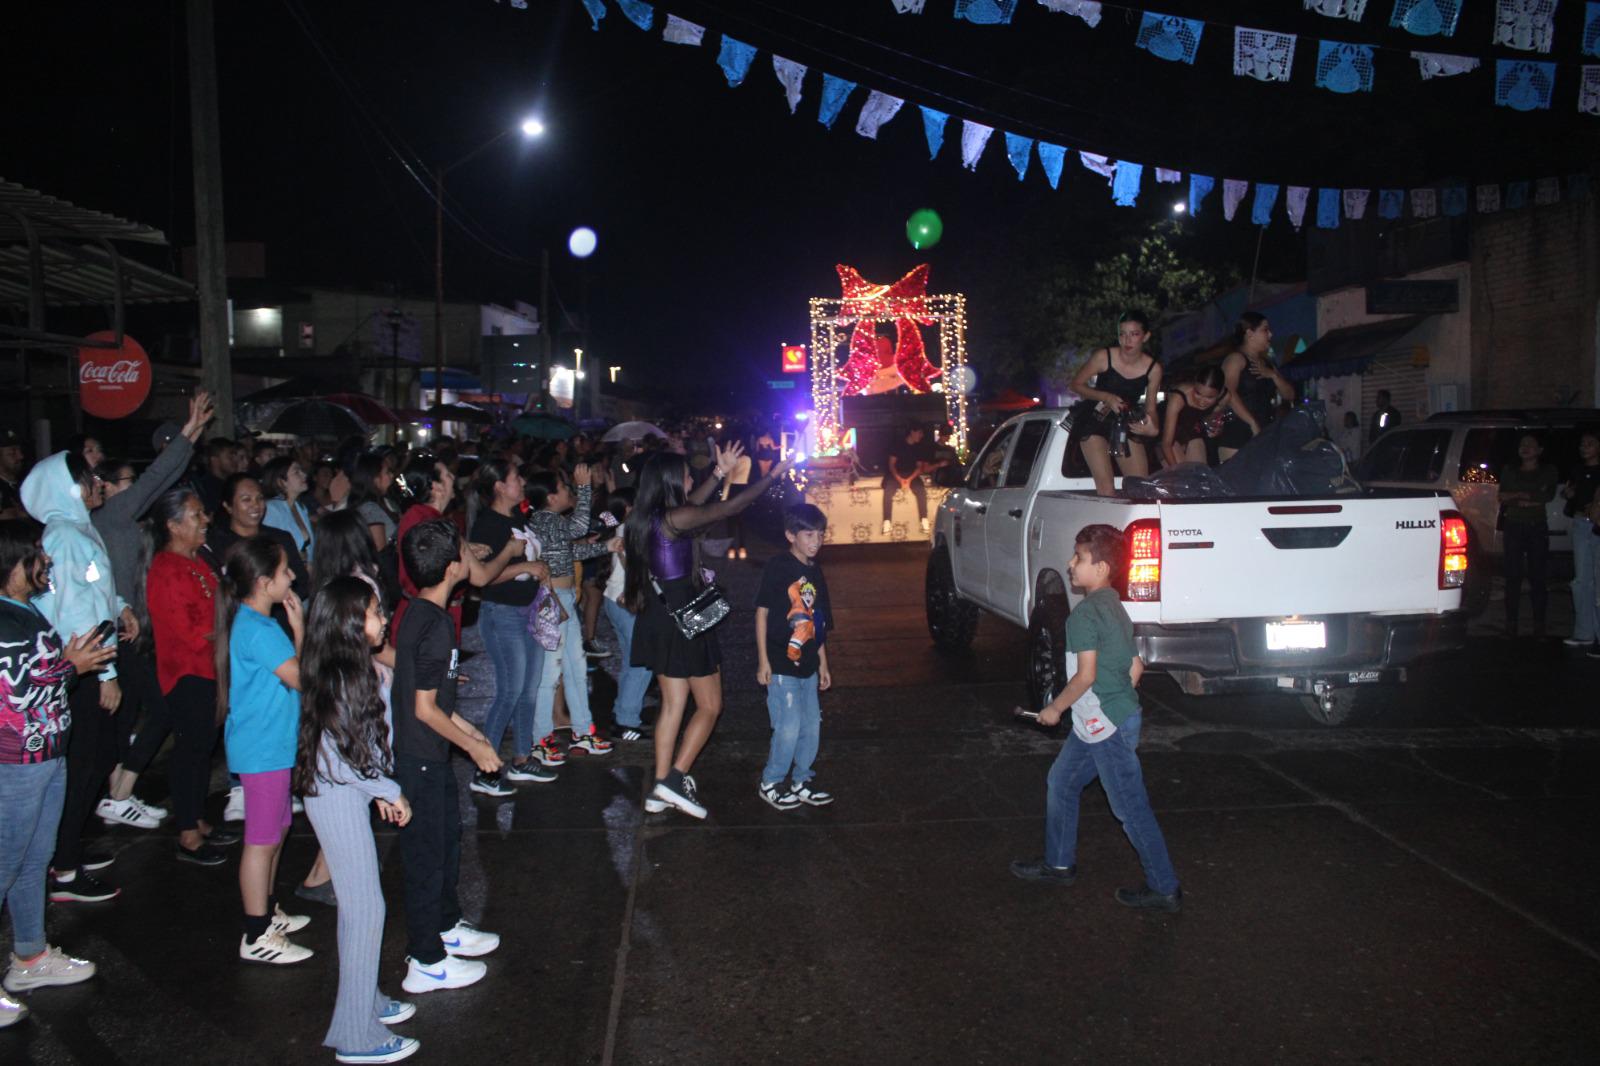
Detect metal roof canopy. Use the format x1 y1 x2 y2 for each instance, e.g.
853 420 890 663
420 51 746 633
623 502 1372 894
0 178 195 350
1280 315 1431 383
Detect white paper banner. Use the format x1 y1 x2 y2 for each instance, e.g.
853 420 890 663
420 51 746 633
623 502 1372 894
960 120 994 170
1304 0 1367 18
1235 27 1297 82
1079 151 1115 180
1410 188 1438 218
1582 67 1600 116
855 90 905 139
1535 176 1561 204
1223 178 1248 220
1476 185 1502 212
1037 0 1102 27
890 0 927 12
1286 185 1310 229
1413 51 1480 79
1155 167 1182 183
663 14 705 45
772 56 806 113
1342 188 1370 219
1494 1 1557 54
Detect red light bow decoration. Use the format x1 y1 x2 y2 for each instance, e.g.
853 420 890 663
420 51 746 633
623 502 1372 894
835 264 943 395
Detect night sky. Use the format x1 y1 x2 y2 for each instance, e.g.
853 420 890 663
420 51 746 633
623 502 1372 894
8 0 1597 410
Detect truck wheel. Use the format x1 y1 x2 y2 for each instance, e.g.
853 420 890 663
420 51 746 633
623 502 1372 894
926 547 978 653
1299 687 1379 726
1026 595 1069 711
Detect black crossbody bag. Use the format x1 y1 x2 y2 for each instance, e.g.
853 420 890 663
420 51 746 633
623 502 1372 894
650 531 731 639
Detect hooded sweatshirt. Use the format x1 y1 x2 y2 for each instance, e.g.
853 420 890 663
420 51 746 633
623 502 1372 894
20 452 123 679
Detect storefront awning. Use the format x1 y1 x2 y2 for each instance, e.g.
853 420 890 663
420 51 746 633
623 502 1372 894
1281 315 1431 382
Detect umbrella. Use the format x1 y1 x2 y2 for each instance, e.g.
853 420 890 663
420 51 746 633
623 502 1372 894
420 403 493 425
318 392 400 425
512 412 577 440
601 420 668 443
270 400 368 439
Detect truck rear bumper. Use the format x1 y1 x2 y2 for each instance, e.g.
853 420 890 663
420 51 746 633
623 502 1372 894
1136 612 1468 695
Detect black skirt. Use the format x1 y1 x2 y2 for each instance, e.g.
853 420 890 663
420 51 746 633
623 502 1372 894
630 576 723 679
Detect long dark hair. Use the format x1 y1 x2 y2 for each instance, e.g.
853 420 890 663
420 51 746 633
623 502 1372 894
293 576 390 797
467 455 517 533
215 536 287 718
1231 311 1269 351
622 451 690 613
349 454 398 520
131 489 198 650
258 456 295 499
312 508 381 599
0 518 46 596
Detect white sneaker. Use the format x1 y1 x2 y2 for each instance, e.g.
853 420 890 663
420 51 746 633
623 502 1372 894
881 519 893 535
0 991 26 1028
223 785 246 823
4 947 97 992
643 794 669 814
650 778 707 820
439 920 499 958
271 904 311 935
97 797 160 830
335 1035 420 1064
401 954 486 994
239 929 313 965
130 796 168 822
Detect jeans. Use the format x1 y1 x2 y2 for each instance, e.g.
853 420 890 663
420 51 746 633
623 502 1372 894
881 475 927 521
602 598 652 729
1570 517 1599 642
54 675 115 870
534 587 594 740
478 600 544 761
1502 524 1550 632
0 758 67 958
393 753 462 966
1043 712 1179 895
762 673 820 787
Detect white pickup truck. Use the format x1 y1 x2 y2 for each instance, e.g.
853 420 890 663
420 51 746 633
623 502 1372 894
925 409 1471 723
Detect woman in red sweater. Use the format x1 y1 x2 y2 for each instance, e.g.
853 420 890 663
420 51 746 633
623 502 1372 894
138 490 238 866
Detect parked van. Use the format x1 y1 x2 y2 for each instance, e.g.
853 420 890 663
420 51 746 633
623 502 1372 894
1357 409 1600 556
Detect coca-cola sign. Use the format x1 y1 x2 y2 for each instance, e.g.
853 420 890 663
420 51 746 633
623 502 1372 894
77 331 153 419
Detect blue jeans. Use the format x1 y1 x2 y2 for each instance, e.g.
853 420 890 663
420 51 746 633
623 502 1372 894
1044 712 1179 895
535 587 594 739
762 673 820 787
0 758 67 958
479 600 544 761
602 597 652 729
1571 517 1599 642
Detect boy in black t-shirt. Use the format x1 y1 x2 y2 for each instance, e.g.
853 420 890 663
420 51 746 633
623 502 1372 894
394 520 505 996
754 504 836 810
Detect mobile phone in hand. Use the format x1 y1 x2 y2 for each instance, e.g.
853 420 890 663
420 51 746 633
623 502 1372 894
90 619 117 646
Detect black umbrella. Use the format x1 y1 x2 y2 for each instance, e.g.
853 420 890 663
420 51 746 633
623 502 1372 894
270 400 368 439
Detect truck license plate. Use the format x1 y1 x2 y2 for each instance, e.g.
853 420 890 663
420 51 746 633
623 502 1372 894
1266 621 1326 651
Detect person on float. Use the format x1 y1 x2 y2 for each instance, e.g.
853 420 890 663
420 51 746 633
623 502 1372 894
1214 311 1295 462
1069 311 1163 497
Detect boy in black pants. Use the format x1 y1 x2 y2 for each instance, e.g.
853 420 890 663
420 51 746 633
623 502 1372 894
394 520 505 994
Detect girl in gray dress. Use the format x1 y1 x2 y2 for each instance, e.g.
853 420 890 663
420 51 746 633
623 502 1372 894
295 577 419 1065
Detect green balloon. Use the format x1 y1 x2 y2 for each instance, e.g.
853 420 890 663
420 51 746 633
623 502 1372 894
906 209 944 250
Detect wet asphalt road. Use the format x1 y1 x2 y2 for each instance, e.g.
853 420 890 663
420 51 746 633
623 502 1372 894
2 543 1597 1065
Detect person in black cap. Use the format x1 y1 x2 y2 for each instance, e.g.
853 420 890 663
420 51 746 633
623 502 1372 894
0 428 25 520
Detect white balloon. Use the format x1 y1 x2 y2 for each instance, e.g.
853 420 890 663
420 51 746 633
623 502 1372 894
568 227 598 258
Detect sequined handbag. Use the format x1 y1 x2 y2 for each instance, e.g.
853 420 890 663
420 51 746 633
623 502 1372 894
651 576 731 639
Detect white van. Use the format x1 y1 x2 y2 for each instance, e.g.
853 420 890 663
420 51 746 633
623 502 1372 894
1357 410 1600 556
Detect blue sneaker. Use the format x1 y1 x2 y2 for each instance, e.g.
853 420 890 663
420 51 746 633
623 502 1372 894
377 998 415 1025
334 1035 420 1064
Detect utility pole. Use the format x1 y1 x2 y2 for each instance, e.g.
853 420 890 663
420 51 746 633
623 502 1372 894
538 247 551 413
434 168 446 409
187 0 234 436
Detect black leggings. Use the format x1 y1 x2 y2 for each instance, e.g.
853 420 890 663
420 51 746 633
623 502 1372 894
115 646 171 770
1502 524 1550 631
53 676 116 870
166 676 219 832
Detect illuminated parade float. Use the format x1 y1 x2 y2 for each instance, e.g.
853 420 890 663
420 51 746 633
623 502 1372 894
794 264 971 545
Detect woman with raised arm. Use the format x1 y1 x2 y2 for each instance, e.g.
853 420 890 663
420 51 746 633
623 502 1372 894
623 443 794 819
1215 311 1295 462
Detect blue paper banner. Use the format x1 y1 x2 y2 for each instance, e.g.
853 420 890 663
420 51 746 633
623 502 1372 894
582 0 606 31
1136 13 1204 64
1586 3 1600 57
1389 0 1461 38
1494 60 1556 111
920 106 949 159
1004 133 1033 181
1189 173 1215 216
1037 142 1067 189
1505 181 1530 209
1252 183 1280 225
617 0 653 30
1315 41 1376 93
1440 184 1468 216
1378 188 1404 218
1316 188 1341 228
954 0 1019 25
1112 161 1143 206
818 75 857 129
717 36 758 87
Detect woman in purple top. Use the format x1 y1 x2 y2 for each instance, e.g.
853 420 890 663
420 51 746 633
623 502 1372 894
622 445 793 819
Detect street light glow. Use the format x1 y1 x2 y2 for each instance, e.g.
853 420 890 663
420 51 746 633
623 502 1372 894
520 117 546 138
1172 201 1186 214
568 226 598 258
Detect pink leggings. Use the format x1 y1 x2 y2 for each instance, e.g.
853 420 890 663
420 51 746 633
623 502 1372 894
240 769 293 846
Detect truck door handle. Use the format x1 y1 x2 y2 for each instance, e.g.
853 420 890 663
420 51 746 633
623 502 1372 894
1007 508 1024 518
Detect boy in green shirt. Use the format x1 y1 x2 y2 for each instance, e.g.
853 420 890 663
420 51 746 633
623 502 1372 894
1010 524 1182 912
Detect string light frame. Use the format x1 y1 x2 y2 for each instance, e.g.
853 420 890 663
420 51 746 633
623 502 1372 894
807 291 970 456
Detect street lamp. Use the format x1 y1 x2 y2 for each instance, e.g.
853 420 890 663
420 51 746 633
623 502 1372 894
434 115 545 408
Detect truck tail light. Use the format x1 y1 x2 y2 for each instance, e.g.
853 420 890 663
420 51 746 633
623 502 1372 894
1439 510 1469 590
1124 519 1161 601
